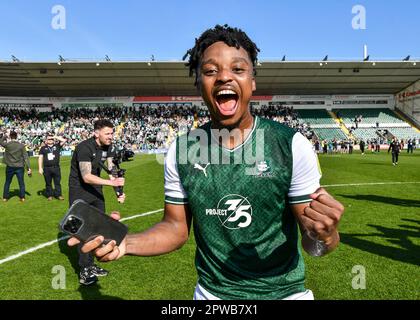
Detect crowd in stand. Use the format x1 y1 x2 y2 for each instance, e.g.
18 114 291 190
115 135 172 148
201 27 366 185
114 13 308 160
119 105 210 151
0 104 314 153
0 105 416 154
252 104 313 139
0 106 122 152
0 105 212 152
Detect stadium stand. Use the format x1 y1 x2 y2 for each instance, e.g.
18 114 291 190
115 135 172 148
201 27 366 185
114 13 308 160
333 107 420 142
1 103 420 155
313 128 347 141
335 108 406 125
388 127 420 140
296 109 336 125
351 128 381 140
293 109 347 142
0 105 210 152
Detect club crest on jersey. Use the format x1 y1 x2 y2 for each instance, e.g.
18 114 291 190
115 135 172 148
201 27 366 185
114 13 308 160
257 160 269 173
251 160 274 178
205 194 253 229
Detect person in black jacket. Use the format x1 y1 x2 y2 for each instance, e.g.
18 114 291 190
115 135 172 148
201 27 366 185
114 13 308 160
359 139 365 155
38 134 66 201
407 139 413 154
388 137 401 165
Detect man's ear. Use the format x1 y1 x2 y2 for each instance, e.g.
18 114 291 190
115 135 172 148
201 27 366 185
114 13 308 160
93 130 99 138
252 77 256 92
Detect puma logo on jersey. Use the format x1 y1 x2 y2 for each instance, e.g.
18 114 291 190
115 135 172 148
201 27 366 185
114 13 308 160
194 163 210 177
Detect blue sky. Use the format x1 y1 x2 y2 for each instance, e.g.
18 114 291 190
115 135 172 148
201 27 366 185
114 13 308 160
0 0 419 62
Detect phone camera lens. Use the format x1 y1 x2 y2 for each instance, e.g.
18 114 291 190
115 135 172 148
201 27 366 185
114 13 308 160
64 216 82 234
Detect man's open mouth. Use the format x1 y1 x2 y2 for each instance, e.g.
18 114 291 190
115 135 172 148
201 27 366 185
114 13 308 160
214 89 239 116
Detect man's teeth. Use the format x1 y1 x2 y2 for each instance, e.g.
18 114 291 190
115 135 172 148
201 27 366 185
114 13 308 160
216 90 236 96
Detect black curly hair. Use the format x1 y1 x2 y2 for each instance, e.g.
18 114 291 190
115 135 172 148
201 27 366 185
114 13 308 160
183 24 260 86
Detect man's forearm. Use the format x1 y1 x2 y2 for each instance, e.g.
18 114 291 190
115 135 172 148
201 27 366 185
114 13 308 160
55 136 66 145
125 221 188 257
83 173 113 187
38 157 43 171
107 157 114 172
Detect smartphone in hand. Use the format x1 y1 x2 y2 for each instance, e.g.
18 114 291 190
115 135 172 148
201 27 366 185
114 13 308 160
59 199 128 245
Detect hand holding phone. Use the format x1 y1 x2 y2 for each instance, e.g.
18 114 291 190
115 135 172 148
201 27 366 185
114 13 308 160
59 199 128 246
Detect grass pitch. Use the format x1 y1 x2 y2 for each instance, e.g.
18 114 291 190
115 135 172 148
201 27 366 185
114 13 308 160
0 150 419 300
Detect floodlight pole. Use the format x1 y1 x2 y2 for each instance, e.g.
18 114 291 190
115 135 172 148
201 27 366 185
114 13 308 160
363 45 368 61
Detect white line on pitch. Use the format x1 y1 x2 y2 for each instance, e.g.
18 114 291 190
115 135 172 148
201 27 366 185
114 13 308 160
119 208 163 222
0 208 163 266
322 181 420 187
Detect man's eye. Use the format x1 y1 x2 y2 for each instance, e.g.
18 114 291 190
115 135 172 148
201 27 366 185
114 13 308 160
233 68 245 73
204 69 217 75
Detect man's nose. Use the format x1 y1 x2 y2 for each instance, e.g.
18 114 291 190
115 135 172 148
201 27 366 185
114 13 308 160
216 68 233 83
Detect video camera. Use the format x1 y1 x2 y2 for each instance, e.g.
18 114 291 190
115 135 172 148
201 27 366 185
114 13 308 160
110 148 134 198
114 147 134 163
110 158 126 199
99 151 127 201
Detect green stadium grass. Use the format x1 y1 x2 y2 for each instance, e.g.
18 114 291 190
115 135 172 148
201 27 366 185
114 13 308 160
0 150 419 300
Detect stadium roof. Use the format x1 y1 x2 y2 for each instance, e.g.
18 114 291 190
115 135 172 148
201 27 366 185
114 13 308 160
0 61 419 97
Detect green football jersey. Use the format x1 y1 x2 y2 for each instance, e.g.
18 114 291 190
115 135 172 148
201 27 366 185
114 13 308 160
164 116 321 299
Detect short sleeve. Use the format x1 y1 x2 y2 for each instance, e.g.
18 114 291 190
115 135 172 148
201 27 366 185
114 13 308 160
164 140 188 204
76 144 93 163
288 132 322 204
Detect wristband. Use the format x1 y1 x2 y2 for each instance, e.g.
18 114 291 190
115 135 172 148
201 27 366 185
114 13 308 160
302 231 329 257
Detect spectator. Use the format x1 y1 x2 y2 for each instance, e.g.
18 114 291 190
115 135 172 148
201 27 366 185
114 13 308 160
0 130 32 202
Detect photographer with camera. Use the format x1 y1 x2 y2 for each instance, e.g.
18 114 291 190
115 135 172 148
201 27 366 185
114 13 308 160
68 119 125 285
1 130 32 202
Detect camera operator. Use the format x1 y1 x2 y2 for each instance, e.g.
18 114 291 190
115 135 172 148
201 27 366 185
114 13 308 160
38 133 66 201
68 119 125 285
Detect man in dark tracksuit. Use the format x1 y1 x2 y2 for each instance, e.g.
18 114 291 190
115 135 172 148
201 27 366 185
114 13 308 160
0 131 32 202
38 134 66 200
388 138 401 165
359 139 365 155
68 119 125 285
407 139 413 154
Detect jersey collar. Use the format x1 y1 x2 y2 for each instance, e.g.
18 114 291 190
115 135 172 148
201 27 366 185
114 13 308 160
210 116 259 153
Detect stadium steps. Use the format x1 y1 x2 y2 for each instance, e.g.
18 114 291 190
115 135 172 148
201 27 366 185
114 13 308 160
328 110 354 139
392 109 420 132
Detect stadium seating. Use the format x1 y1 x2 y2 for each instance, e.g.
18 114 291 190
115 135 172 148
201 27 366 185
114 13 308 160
388 127 420 140
334 108 406 125
296 109 336 125
351 128 381 140
312 128 347 141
